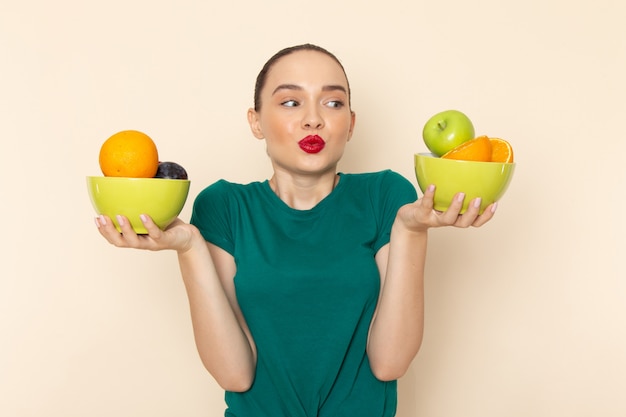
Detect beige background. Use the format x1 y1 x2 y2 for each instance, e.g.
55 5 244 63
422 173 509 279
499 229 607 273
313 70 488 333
1 0 624 416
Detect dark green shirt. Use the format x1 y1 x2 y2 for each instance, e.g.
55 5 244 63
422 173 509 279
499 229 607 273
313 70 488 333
190 170 417 417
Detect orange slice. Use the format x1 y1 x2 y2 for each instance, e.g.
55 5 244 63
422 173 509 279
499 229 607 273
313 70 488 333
441 135 492 162
489 138 514 163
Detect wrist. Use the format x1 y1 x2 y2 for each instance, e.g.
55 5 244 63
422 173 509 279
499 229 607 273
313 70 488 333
177 225 205 255
392 217 429 238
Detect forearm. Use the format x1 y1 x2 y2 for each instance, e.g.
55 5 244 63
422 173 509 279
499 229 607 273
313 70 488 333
368 222 427 380
177 231 255 391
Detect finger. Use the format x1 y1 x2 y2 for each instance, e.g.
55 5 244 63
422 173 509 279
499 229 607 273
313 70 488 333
440 192 465 224
471 202 498 227
420 184 436 211
95 214 129 246
454 197 482 227
116 214 143 245
140 214 164 239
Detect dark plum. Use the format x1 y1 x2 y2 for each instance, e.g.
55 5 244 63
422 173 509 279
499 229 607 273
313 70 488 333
154 161 188 180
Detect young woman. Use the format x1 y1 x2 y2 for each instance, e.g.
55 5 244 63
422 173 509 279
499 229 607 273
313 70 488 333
95 43 496 417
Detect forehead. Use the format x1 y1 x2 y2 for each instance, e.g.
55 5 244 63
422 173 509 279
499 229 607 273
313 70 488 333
263 50 349 92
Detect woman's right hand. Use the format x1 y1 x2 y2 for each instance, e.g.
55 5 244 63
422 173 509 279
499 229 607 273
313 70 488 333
95 214 197 253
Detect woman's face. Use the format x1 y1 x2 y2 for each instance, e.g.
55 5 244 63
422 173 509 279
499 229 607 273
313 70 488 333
248 50 356 177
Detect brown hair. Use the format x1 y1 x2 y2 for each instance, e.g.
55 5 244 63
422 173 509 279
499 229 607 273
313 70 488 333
253 43 351 111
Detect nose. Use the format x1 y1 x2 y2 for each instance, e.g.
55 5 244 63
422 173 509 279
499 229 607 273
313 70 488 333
302 105 324 130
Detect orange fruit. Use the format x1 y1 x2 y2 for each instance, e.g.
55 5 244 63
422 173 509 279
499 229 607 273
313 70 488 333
489 137 514 163
441 135 492 162
99 130 159 177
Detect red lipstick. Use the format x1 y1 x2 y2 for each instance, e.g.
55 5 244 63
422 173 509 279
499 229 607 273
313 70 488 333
298 135 325 154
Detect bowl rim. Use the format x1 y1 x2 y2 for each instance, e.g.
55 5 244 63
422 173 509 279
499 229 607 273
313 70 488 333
86 175 190 183
415 152 516 166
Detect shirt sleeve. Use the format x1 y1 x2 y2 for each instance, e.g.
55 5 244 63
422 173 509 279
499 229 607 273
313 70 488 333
372 170 418 253
189 179 236 255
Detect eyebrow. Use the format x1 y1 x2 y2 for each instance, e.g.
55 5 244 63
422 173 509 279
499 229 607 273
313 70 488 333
271 84 348 95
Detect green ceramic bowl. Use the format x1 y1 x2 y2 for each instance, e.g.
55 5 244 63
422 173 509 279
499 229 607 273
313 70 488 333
414 153 515 214
87 176 191 234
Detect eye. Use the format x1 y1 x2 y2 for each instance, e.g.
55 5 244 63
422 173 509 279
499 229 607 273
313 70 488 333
326 100 345 109
281 99 299 107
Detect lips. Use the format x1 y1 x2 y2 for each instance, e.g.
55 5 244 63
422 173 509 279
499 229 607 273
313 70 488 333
298 135 326 154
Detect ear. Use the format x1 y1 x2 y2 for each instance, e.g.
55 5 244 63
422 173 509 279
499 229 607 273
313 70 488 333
247 108 264 139
347 111 356 142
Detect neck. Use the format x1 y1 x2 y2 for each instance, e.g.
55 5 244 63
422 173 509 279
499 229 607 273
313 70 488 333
269 171 339 210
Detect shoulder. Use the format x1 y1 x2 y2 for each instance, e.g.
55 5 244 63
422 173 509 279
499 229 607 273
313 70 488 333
197 178 248 195
342 169 409 182
192 179 267 224
195 179 264 203
341 170 416 196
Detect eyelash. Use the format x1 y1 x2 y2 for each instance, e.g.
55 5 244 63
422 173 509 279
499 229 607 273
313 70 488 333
280 100 345 108
281 100 299 107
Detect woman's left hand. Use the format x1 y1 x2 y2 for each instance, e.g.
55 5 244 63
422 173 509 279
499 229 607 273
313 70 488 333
397 184 497 233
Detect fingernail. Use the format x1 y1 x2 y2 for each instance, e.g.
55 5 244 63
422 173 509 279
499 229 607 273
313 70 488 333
473 197 482 208
94 217 101 228
456 192 465 202
116 215 124 227
428 184 435 193
491 202 498 213
140 214 147 223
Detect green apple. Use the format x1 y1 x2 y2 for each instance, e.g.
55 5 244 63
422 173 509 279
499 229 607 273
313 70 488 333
422 110 475 156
